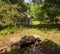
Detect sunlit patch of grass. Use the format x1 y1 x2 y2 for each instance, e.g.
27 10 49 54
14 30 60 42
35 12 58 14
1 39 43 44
32 21 40 25
0 26 24 35
0 30 7 35
0 28 14 35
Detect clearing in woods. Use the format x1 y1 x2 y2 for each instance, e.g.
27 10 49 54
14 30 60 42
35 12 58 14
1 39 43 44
0 27 60 46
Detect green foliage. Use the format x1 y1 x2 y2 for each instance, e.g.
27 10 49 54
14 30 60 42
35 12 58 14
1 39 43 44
42 0 60 24
29 4 42 20
31 0 60 24
0 0 28 28
0 30 7 35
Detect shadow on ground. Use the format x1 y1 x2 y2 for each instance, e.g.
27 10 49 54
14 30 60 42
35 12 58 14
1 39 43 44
10 39 60 54
0 24 14 31
0 24 60 31
25 24 60 31
40 39 60 54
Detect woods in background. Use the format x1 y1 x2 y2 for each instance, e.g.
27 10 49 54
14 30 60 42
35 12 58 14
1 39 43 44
0 0 60 29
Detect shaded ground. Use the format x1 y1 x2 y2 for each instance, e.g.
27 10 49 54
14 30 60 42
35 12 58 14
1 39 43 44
40 39 60 54
25 24 60 31
10 39 60 54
